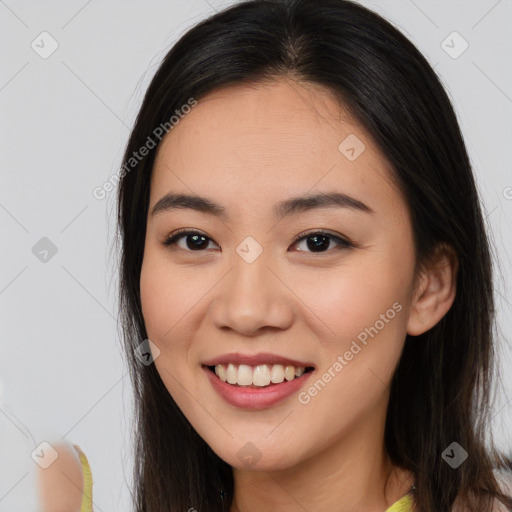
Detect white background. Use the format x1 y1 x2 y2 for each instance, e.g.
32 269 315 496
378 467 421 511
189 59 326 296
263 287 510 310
1 0 511 510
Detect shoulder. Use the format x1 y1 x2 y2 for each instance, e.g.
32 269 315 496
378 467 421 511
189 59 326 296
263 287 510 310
36 441 84 512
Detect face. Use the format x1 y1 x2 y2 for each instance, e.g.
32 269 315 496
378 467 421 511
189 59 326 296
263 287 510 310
140 78 418 471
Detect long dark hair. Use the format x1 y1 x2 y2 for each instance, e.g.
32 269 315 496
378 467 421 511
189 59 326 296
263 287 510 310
115 1 512 510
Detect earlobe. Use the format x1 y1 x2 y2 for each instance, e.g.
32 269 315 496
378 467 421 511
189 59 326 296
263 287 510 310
406 244 458 336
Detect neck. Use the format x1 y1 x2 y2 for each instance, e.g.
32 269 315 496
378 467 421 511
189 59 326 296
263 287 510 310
229 400 414 512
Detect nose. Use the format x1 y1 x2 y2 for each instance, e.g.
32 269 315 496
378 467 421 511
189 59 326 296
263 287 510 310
210 249 294 336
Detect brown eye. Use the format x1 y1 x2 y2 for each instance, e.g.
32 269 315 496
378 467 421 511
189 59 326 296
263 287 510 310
162 229 355 254
291 231 355 253
162 230 218 251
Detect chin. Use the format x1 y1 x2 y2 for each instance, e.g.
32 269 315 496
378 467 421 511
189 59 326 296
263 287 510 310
206 436 307 472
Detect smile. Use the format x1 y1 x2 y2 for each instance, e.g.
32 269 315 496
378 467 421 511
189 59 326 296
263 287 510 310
203 364 315 409
210 363 313 387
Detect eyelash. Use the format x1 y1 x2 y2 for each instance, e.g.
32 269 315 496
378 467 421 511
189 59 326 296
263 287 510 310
161 228 356 254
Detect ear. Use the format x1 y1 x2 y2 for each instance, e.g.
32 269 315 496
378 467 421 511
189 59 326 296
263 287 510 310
407 243 459 336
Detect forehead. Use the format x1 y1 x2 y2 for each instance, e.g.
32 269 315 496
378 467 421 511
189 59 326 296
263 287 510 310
149 78 404 220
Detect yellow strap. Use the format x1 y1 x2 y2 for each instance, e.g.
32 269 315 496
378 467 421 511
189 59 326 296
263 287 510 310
72 444 94 512
385 492 414 512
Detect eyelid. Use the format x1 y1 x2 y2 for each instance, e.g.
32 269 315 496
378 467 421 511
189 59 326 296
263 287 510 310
162 228 217 248
162 228 356 252
290 228 354 248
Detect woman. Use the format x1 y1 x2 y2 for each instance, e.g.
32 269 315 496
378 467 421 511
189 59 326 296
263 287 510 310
115 0 512 510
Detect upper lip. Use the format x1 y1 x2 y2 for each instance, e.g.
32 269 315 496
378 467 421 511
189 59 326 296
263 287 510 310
202 352 315 368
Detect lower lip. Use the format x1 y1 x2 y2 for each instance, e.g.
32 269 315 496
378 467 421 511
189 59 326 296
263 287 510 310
202 366 313 410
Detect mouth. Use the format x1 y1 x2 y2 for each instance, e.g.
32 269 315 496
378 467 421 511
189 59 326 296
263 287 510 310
204 363 315 388
202 362 315 409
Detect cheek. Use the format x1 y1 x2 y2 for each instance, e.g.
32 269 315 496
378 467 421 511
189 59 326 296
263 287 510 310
140 256 168 340
139 246 199 344
289 249 414 387
293 261 411 340
139 246 217 389
139 252 198 405
289 269 409 442
139 248 192 375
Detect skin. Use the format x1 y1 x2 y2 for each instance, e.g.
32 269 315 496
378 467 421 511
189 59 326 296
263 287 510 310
37 442 84 512
140 78 458 511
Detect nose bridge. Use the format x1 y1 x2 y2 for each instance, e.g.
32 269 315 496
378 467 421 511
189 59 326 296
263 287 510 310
232 241 271 297
211 239 293 334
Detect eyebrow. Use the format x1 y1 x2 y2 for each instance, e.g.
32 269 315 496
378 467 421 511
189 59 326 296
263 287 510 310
150 191 374 219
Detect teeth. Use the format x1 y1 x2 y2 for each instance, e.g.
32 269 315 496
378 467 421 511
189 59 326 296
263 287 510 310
215 364 227 382
253 364 271 386
284 365 295 381
238 364 253 386
226 363 237 384
270 364 285 383
213 363 307 387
